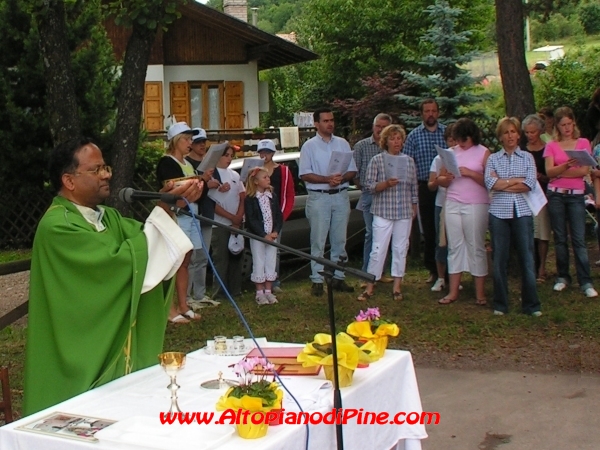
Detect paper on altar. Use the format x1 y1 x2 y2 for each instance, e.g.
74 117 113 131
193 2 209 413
435 145 461 178
278 377 332 411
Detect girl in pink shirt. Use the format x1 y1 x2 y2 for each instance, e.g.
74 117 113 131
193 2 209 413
543 106 597 297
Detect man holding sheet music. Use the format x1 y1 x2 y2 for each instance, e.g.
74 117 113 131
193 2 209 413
299 108 358 296
403 99 447 285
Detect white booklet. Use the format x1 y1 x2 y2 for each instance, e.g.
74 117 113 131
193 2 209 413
435 145 461 178
327 151 353 175
240 158 264 182
564 150 597 167
522 180 548 216
16 411 116 443
383 153 409 180
198 142 229 173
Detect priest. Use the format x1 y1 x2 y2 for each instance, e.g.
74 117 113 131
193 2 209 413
23 138 201 415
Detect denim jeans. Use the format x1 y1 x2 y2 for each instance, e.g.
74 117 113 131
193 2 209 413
305 190 350 283
546 191 593 289
187 225 212 299
361 192 374 272
489 213 540 314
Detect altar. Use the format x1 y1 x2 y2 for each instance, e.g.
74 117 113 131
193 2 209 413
0 342 428 449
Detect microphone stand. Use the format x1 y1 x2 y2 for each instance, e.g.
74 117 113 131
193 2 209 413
171 206 374 450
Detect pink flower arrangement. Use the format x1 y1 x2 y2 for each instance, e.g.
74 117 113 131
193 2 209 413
355 307 381 322
229 357 279 406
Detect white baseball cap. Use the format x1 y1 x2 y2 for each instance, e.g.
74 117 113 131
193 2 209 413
257 139 276 152
192 128 208 142
167 122 193 141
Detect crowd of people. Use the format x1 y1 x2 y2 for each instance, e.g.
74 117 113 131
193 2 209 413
349 100 600 317
23 94 600 414
155 100 600 319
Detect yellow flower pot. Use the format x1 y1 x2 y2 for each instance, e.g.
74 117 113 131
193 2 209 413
236 416 269 439
373 335 388 357
323 365 355 387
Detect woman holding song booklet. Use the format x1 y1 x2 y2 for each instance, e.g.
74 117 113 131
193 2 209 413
543 106 598 298
436 118 490 306
358 124 417 302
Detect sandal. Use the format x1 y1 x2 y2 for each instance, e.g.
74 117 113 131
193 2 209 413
357 291 373 302
183 310 201 321
475 298 487 306
392 292 403 301
438 297 457 305
168 314 189 324
536 276 546 284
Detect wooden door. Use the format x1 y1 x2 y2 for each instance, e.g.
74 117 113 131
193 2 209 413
224 81 244 130
170 82 190 125
143 82 163 132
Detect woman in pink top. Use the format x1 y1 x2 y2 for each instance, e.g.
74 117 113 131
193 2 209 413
437 118 490 305
544 107 597 297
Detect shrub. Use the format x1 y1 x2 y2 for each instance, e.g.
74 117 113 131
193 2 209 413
530 14 585 43
578 3 600 35
533 47 600 135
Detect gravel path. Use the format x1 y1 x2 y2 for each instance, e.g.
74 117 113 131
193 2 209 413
0 271 29 326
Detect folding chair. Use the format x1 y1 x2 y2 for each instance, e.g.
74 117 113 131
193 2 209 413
0 366 14 423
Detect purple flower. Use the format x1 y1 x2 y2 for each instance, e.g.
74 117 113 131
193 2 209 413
355 310 369 321
366 307 380 320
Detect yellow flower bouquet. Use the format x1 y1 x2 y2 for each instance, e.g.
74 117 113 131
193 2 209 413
216 357 283 439
297 332 373 387
346 307 400 358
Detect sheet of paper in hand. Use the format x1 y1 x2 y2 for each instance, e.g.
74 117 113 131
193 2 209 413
327 150 353 175
523 180 548 216
240 158 264 182
564 150 597 167
435 145 461 178
198 142 230 173
383 153 409 180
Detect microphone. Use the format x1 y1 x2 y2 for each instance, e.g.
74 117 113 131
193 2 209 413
118 188 180 204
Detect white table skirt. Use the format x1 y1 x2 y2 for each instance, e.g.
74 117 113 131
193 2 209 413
0 343 427 450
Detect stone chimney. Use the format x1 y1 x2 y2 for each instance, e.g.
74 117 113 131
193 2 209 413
224 0 248 23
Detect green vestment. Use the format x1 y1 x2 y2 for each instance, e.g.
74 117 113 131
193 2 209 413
23 196 173 415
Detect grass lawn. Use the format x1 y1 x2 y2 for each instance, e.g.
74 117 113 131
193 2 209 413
0 250 31 264
2 245 600 422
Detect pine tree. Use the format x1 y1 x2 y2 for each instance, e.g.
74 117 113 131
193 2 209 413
396 0 485 127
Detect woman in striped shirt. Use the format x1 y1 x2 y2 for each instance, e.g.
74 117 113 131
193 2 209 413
358 124 418 302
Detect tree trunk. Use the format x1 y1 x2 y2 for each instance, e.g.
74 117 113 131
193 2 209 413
108 25 157 214
36 0 81 145
495 0 536 119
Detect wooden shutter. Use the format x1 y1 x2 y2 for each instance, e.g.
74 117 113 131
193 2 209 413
143 82 163 132
224 81 244 130
170 82 190 125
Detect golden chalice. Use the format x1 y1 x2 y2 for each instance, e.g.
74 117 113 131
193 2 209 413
158 351 186 415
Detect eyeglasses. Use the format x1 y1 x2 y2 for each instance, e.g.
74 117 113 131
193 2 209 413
74 165 112 176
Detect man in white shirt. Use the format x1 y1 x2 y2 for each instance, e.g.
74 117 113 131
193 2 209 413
299 108 358 296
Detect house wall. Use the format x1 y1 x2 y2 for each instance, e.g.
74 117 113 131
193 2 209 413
145 62 260 128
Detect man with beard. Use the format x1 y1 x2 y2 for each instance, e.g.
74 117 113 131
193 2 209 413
403 99 447 286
